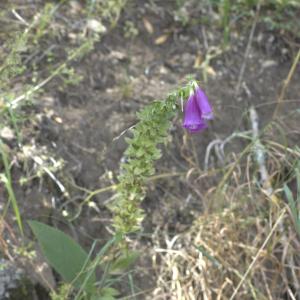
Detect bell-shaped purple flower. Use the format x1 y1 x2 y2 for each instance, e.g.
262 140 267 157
183 93 207 133
195 87 213 120
182 86 213 133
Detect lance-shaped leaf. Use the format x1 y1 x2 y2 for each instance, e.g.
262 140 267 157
29 220 96 292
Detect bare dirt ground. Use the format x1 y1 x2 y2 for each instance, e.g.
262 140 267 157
1 0 300 299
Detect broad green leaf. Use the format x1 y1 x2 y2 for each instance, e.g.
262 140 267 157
29 220 96 291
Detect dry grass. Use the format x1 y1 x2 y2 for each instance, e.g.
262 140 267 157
149 112 300 300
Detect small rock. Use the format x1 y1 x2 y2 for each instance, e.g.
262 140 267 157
261 60 278 69
86 19 107 33
0 127 15 141
159 65 168 74
109 50 127 61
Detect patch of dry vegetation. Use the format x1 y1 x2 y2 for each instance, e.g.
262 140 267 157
150 111 300 299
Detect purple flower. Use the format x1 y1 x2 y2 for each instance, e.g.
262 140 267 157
182 86 213 133
194 87 213 120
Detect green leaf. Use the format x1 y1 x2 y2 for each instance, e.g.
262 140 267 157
29 220 96 291
296 168 300 205
284 184 300 237
0 142 23 235
102 287 119 296
194 244 221 268
109 251 139 275
285 185 297 219
91 287 119 300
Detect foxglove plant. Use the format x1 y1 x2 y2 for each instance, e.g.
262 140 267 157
112 80 213 234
